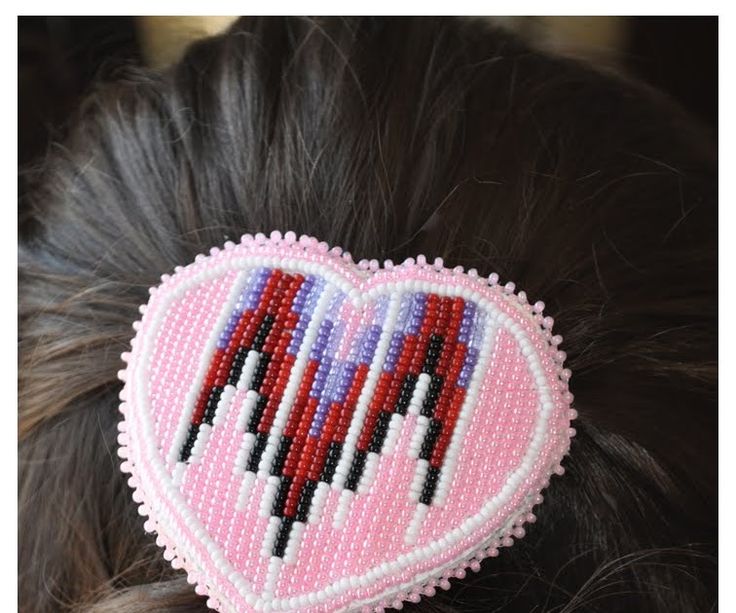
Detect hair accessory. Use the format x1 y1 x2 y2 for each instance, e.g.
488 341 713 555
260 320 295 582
117 231 575 612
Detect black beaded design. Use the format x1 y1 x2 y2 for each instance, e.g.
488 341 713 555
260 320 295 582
179 423 200 462
344 449 367 491
247 395 270 434
272 517 294 558
226 346 250 387
419 418 443 461
419 465 441 505
368 410 392 453
270 436 293 476
246 432 269 472
250 353 272 394
320 441 343 484
394 374 418 416
202 385 225 426
271 476 293 518
295 479 318 523
252 314 275 352
421 334 444 376
419 374 444 418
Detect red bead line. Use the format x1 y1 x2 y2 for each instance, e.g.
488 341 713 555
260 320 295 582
434 297 465 378
239 270 283 350
282 396 321 517
411 293 441 376
431 343 468 424
255 274 305 434
282 395 320 479
355 370 394 452
429 383 467 469
428 300 471 470
332 362 370 444
380 334 417 418
282 360 320 440
190 347 226 425
431 297 464 386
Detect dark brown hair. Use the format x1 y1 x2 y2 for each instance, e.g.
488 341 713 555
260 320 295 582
19 17 717 613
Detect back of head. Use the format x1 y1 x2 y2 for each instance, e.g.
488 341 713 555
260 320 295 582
19 16 716 613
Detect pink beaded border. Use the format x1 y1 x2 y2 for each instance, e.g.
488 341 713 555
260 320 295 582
117 231 576 612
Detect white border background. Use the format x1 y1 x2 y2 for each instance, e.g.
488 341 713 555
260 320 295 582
9 3 728 611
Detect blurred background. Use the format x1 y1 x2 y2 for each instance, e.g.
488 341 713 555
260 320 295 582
18 16 717 209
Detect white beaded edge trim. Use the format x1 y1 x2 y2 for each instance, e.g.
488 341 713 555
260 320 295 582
117 230 576 613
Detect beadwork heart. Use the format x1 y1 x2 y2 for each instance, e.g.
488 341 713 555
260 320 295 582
118 232 574 613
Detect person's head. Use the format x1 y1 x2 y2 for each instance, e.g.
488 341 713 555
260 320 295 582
19 16 716 613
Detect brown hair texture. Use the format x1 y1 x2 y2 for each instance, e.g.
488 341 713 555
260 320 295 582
19 17 717 613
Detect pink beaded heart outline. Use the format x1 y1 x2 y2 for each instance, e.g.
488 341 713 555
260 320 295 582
117 231 575 613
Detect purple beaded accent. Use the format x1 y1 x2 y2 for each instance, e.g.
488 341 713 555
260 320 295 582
456 300 477 346
458 307 485 389
287 277 322 355
290 275 316 316
309 296 349 438
406 292 428 335
216 267 268 349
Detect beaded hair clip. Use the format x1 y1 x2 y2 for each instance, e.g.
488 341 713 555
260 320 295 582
117 231 575 612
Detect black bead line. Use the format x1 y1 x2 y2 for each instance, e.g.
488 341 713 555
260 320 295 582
421 333 444 376
223 314 273 392
419 418 443 461
419 374 444 418
419 465 441 505
246 432 269 472
272 517 294 558
270 436 293 477
249 353 272 395
415 333 450 505
270 478 320 558
368 410 392 453
202 385 225 426
394 373 418 416
179 423 200 462
243 362 272 471
251 314 275 353
226 346 249 387
344 449 367 491
271 475 293 518
247 395 270 434
320 441 343 484
179 315 275 463
295 479 318 523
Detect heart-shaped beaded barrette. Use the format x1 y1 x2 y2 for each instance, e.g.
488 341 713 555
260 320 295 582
117 231 575 613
